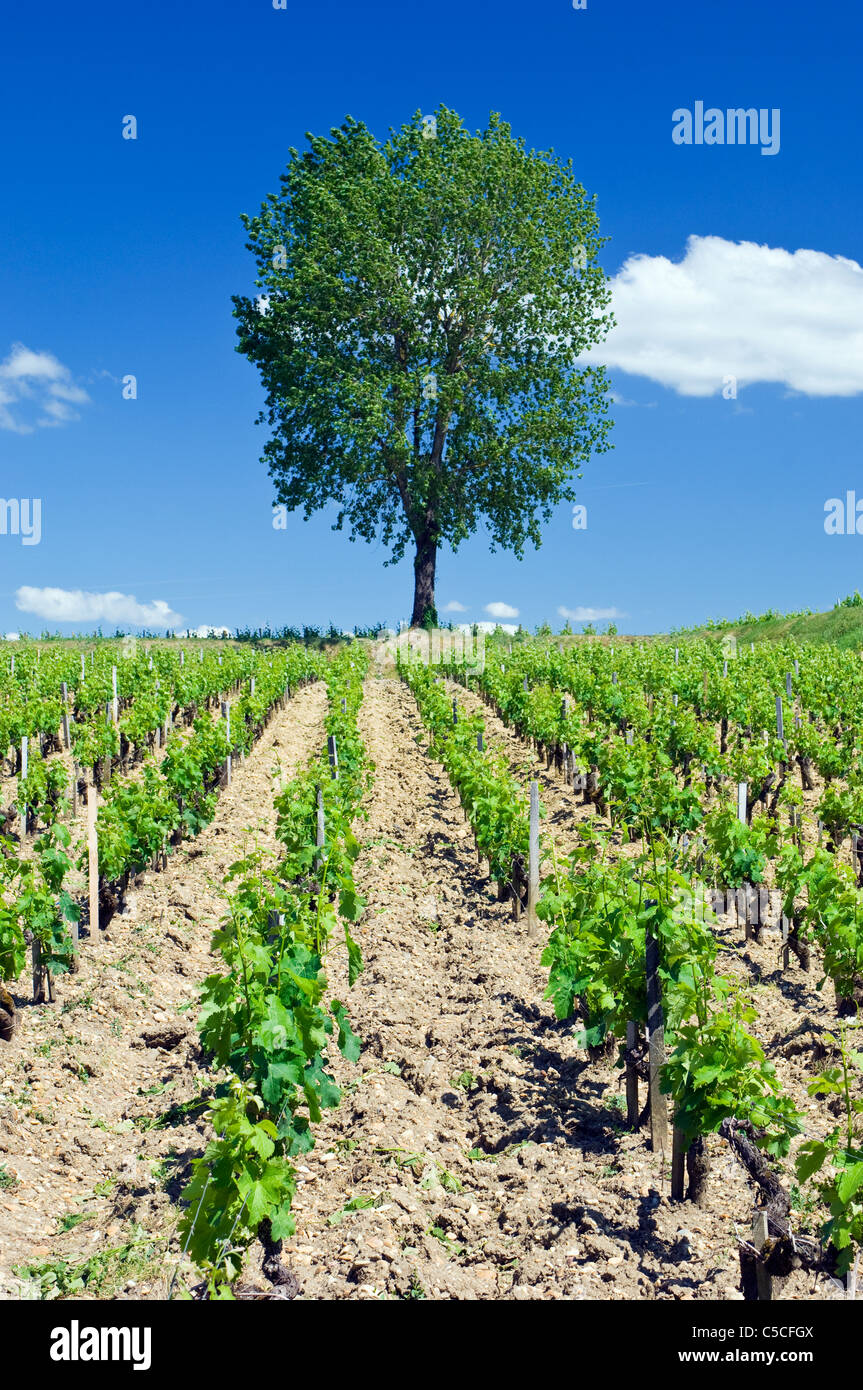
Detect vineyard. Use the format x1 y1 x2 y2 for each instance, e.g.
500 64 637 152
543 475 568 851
0 633 861 1302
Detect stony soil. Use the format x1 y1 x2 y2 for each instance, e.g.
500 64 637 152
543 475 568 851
0 681 327 1299
0 674 852 1302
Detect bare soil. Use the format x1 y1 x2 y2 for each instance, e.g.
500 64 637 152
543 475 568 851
0 681 327 1299
253 679 846 1301
0 675 851 1301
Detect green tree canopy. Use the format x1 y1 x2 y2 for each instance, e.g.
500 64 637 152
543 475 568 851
234 106 615 625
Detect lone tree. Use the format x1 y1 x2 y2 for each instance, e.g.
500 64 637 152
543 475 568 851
234 106 614 626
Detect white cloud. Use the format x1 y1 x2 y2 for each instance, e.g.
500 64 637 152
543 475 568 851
485 601 519 619
0 344 91 432
4 633 20 642
1 345 68 383
442 600 468 613
558 605 624 623
15 587 183 629
176 624 233 639
583 235 863 397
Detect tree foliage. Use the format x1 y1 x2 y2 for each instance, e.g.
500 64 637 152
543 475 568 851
234 106 615 622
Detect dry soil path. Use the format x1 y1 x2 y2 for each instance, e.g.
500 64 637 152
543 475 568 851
267 678 835 1302
0 680 328 1299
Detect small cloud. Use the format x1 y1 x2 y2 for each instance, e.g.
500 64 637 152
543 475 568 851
0 344 91 432
176 624 233 639
485 601 519 620
558 605 624 623
15 587 183 629
442 600 468 613
4 632 20 642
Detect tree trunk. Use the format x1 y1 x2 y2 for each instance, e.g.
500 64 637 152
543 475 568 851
411 533 438 627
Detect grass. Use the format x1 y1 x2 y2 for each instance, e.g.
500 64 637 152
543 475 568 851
676 596 863 650
421 1163 462 1194
426 1224 466 1258
133 1094 208 1132
56 1211 87 1233
91 1175 118 1198
15 1225 163 1300
149 1150 183 1189
466 1139 532 1164
327 1193 383 1226
451 1069 478 1092
374 1145 425 1172
61 992 93 1015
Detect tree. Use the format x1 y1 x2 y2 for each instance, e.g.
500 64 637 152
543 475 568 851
233 106 615 626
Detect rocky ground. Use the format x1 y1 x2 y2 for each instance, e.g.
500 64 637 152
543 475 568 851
0 681 327 1300
0 673 852 1302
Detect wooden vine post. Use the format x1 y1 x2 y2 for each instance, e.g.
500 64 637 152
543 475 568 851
526 781 540 939
315 788 325 871
671 1123 687 1201
645 915 669 1158
740 1211 774 1301
328 734 339 780
736 784 749 940
625 1019 639 1126
88 789 99 938
221 701 232 786
20 736 28 836
61 681 71 750
781 913 791 970
31 935 44 1003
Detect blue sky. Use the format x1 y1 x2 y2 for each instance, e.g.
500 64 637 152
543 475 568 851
1 0 861 636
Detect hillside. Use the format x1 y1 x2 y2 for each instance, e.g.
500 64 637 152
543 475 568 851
678 599 863 649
